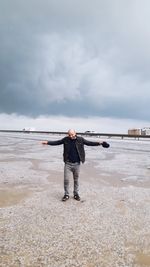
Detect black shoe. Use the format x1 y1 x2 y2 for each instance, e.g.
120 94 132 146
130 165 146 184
62 195 69 201
74 194 80 201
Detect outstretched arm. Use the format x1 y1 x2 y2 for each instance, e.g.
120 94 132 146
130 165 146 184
41 138 64 146
83 138 110 148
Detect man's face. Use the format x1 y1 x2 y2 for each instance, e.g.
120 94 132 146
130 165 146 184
68 130 76 139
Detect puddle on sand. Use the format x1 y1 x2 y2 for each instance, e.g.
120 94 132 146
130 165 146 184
134 252 150 266
115 200 127 215
0 187 32 207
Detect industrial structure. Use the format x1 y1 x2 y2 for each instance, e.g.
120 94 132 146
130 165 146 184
128 127 150 136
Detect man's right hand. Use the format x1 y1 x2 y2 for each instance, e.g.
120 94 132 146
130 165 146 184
41 141 48 145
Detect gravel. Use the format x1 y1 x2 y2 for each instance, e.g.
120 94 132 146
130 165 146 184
0 133 150 267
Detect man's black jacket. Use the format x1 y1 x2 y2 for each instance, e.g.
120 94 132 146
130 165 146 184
47 136 100 163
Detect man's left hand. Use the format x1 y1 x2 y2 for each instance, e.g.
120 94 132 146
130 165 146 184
101 141 110 148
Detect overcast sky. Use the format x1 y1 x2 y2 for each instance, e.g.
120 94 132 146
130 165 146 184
0 0 150 133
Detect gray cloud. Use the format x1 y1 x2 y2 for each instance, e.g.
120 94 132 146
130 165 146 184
0 0 150 121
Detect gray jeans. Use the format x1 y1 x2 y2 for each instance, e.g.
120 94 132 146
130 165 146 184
64 162 80 196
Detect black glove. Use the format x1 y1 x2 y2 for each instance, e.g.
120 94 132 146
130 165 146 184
101 141 110 148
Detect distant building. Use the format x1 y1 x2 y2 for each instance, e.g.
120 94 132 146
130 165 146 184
141 127 150 135
128 128 141 135
128 127 150 136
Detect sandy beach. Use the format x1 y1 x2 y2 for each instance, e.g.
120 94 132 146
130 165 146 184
0 133 150 267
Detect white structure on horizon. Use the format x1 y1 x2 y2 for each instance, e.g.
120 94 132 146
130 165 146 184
22 127 35 132
141 127 150 135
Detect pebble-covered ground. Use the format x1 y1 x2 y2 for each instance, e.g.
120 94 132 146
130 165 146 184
0 133 150 267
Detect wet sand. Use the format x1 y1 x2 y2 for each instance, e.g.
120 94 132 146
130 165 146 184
0 186 32 208
0 133 150 267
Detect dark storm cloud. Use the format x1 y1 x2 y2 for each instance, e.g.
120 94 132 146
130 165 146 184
0 0 150 120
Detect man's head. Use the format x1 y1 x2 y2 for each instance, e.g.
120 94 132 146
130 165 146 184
68 129 76 139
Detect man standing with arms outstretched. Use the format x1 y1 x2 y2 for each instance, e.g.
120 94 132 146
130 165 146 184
42 129 110 201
